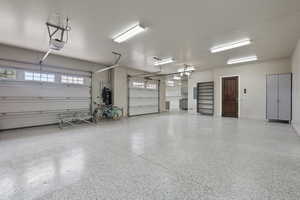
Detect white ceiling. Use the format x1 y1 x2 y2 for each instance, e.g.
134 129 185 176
1 0 300 72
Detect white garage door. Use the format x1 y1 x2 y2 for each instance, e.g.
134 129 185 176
128 78 159 116
0 65 91 130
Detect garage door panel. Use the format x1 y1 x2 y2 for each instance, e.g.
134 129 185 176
128 78 159 116
0 83 90 97
129 98 158 106
0 114 58 130
0 67 91 130
0 110 89 130
129 89 158 98
129 106 158 116
0 99 90 113
39 87 90 98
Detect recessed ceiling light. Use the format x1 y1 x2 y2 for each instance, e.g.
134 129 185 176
227 55 258 65
154 58 174 66
113 24 146 43
210 38 251 53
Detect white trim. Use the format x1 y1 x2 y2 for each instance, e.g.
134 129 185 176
292 123 300 136
219 75 241 117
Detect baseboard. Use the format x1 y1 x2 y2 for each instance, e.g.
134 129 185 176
292 123 300 136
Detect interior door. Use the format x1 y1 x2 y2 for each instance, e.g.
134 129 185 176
278 74 292 121
222 76 238 118
266 75 279 120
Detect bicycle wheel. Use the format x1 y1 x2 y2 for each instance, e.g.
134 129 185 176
112 109 122 120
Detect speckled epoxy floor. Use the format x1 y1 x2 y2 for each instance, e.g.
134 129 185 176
0 112 300 200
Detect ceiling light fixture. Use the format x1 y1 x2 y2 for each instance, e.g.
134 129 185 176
113 24 146 43
154 58 174 66
185 72 191 76
210 38 251 53
177 66 195 73
227 55 258 65
173 76 181 80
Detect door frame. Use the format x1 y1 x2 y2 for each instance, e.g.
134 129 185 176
219 75 240 118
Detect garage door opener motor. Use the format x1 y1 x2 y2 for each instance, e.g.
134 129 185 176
40 15 71 64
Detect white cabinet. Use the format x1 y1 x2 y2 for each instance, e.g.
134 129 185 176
266 73 292 122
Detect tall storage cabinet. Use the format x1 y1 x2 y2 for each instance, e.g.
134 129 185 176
266 73 292 122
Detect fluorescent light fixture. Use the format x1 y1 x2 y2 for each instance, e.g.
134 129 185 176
95 64 120 73
154 58 174 66
185 72 191 76
227 55 258 65
177 66 195 73
113 24 146 43
210 38 251 53
173 76 181 80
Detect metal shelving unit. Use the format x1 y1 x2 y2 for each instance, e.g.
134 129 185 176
197 82 214 115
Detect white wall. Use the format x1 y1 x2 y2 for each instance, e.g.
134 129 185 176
188 58 291 120
159 78 167 112
214 59 291 119
112 67 128 115
91 71 111 110
188 70 214 112
292 40 300 134
0 44 104 72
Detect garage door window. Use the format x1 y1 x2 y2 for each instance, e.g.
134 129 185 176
167 81 175 87
61 75 84 85
146 84 156 89
132 81 145 88
25 72 55 82
0 68 16 80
